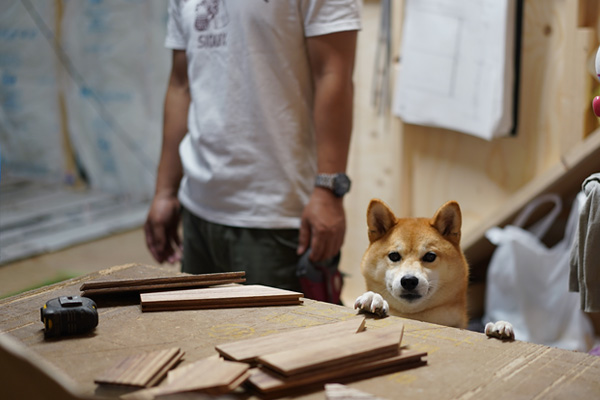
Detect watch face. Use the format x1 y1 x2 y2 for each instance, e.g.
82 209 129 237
333 174 351 197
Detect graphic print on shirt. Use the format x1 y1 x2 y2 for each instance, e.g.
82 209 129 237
195 0 228 48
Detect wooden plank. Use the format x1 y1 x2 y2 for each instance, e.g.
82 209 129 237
247 349 427 396
216 317 366 363
140 285 303 312
256 324 404 377
122 357 250 399
142 299 303 312
94 348 183 388
81 279 246 296
80 272 246 296
144 349 184 388
141 285 302 303
157 358 249 395
81 272 245 290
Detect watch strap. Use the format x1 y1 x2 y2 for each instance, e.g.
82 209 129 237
315 174 336 189
315 173 351 197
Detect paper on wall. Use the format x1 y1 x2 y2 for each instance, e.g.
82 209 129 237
392 0 518 140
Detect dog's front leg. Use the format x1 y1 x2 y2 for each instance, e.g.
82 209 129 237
484 321 515 340
354 291 389 317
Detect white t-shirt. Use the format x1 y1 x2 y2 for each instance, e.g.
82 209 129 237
165 0 361 229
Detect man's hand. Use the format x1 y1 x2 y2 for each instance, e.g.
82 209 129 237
144 50 188 264
297 188 346 263
144 194 182 264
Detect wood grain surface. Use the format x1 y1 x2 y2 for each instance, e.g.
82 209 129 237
94 347 183 388
140 285 304 312
80 271 246 296
256 324 405 377
216 317 366 363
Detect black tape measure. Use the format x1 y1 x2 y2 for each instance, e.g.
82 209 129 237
40 296 98 338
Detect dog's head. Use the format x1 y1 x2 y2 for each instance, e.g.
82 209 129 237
360 199 468 314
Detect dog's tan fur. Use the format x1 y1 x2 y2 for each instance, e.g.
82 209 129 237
357 199 469 328
355 199 514 339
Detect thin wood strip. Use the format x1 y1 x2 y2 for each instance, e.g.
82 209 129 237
96 354 139 383
94 348 183 388
99 352 154 384
247 349 427 395
121 349 179 385
81 278 246 296
216 317 367 363
80 272 246 290
257 325 404 377
145 349 185 388
116 353 152 385
102 348 181 387
223 370 252 393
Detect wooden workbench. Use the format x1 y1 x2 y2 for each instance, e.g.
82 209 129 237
1 263 599 399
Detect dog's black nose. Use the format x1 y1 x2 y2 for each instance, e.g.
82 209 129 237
401 275 419 290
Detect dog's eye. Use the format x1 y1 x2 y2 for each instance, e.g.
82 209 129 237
388 252 401 262
422 252 437 262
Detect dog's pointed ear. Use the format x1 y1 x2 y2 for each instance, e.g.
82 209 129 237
431 201 462 246
367 199 397 243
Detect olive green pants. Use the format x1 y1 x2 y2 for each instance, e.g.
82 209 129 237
181 207 302 292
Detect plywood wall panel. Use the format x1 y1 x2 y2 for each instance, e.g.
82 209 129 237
403 0 598 231
339 0 600 305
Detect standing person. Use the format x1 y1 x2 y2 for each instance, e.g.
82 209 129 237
144 0 361 293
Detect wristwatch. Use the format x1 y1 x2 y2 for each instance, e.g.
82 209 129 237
315 173 352 197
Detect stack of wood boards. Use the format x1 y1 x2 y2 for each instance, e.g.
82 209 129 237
95 319 425 399
216 317 367 364
122 357 250 399
140 284 303 312
246 324 427 396
216 318 426 397
125 319 368 399
94 348 184 388
80 271 246 296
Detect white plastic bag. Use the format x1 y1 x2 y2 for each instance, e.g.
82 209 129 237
483 193 594 351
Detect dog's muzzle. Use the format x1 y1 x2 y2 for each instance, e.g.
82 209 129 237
399 275 422 301
401 275 419 290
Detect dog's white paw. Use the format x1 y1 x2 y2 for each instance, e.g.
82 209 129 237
354 291 389 317
485 321 515 340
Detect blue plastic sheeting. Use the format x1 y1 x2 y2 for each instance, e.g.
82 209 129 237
0 0 170 197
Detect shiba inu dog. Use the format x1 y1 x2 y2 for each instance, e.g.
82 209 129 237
354 199 513 339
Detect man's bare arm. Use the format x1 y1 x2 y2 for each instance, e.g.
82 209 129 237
298 30 358 262
144 49 190 263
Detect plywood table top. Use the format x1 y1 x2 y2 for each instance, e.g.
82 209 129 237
1 263 598 399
